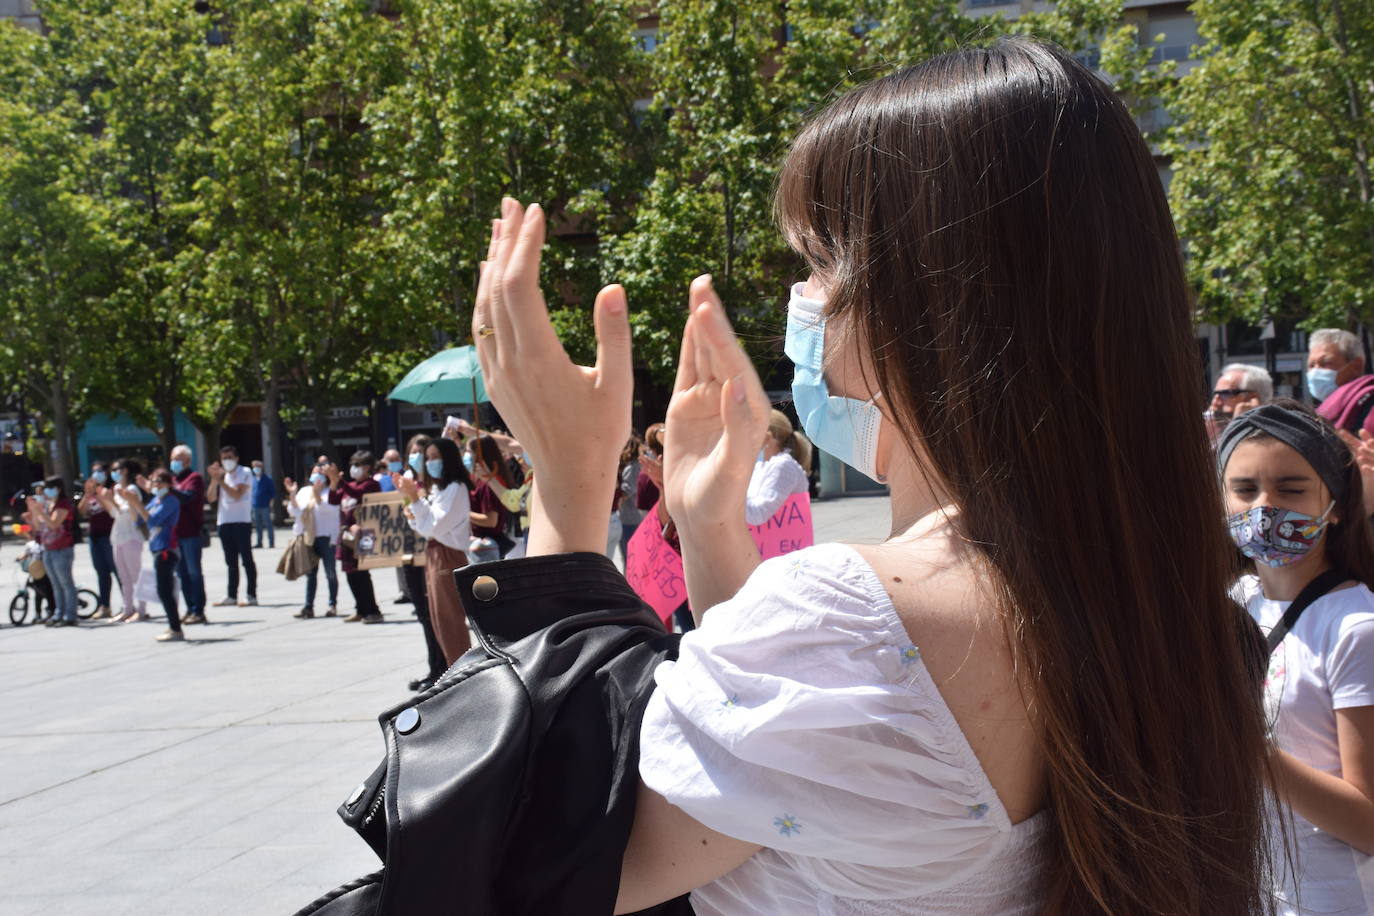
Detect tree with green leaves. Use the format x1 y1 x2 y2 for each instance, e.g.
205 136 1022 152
0 21 122 480
1167 0 1374 328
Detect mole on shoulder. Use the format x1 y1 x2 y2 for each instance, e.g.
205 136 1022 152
701 839 708 846
892 576 903 583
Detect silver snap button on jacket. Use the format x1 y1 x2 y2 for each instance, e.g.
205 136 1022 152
472 575 499 602
395 707 421 734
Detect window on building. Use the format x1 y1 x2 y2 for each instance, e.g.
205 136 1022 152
634 27 660 52
966 0 1014 7
1143 14 1200 64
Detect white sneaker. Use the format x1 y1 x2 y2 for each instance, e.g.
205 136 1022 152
156 629 185 642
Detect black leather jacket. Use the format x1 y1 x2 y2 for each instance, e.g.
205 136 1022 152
293 553 694 916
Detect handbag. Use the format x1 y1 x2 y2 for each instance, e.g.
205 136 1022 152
277 534 318 581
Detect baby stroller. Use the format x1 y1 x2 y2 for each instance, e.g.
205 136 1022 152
8 542 98 626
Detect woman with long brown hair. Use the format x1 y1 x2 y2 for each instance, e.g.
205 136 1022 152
472 38 1272 915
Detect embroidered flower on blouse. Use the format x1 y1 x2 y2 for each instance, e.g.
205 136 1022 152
899 645 921 664
773 814 803 836
966 804 990 820
785 556 806 578
721 693 741 709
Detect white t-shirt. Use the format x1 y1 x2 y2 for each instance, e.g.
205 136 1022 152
640 543 1048 915
1238 575 1374 915
287 486 340 541
216 465 253 525
109 487 143 547
406 481 471 552
745 452 809 525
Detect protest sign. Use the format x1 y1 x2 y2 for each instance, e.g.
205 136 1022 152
355 491 427 569
625 494 814 624
624 504 686 624
748 493 814 559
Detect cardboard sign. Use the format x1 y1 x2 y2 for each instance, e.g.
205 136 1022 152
748 493 814 559
355 491 427 569
625 494 815 624
624 504 686 623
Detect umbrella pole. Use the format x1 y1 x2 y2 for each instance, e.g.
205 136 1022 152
472 378 482 436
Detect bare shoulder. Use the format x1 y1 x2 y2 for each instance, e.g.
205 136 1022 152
846 537 1046 825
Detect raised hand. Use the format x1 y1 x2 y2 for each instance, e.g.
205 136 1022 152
283 477 298 498
472 198 632 556
663 276 771 537
1338 429 1374 516
394 473 419 502
207 462 224 480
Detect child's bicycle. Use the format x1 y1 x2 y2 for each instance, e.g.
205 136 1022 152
8 545 99 626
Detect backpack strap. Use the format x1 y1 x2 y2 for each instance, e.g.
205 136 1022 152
1266 568 1351 653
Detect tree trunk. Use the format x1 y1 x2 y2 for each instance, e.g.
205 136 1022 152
313 401 338 465
50 387 73 483
265 369 287 523
159 398 178 463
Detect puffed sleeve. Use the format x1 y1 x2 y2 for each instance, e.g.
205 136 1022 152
639 544 1013 872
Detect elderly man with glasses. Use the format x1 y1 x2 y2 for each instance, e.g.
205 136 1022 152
1205 362 1273 441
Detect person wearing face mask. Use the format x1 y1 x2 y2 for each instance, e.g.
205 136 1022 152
376 448 404 493
29 476 78 627
1220 402 1374 915
79 461 116 619
397 436 473 668
466 434 514 563
395 434 441 688
98 459 150 623
250 459 277 549
130 468 185 642
325 450 383 623
286 465 340 618
1309 329 1374 450
468 44 1278 913
744 410 813 525
167 444 207 627
206 445 256 614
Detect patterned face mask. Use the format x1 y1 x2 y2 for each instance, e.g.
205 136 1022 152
1226 502 1335 567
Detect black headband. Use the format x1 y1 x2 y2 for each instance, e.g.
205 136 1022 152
1216 405 1348 502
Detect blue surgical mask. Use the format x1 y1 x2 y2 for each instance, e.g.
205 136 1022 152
1306 367 1340 401
755 449 767 464
170 459 185 474
92 471 108 484
43 487 59 501
153 486 170 499
388 460 403 474
408 452 424 473
309 472 326 486
463 453 475 472
252 466 263 477
425 458 444 479
784 283 884 481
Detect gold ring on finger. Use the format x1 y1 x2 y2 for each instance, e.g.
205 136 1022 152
477 325 495 339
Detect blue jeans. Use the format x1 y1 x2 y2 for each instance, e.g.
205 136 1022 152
177 535 206 616
304 536 338 609
45 546 77 622
252 506 274 548
89 535 115 607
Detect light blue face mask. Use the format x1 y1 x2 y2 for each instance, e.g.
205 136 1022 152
309 473 326 486
783 283 884 481
1306 367 1339 402
425 458 444 479
92 470 108 484
43 487 59 501
169 459 185 474
408 452 423 474
463 453 475 473
388 460 403 474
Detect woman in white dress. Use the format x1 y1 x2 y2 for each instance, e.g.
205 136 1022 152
98 459 148 623
744 410 812 526
473 39 1272 915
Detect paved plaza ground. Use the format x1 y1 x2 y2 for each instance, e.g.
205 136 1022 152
0 493 890 915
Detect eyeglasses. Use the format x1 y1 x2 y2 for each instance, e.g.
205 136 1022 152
1212 388 1255 399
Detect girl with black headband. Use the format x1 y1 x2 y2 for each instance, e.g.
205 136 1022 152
1220 400 1374 914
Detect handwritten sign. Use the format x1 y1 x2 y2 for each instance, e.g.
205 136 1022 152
748 493 814 559
625 494 815 624
355 491 427 570
625 504 687 624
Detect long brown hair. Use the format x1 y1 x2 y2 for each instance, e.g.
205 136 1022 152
777 39 1270 914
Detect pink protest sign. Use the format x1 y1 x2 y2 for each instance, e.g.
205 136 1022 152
748 493 814 559
625 504 687 623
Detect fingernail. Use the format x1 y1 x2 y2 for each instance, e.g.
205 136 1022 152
731 374 746 403
528 202 542 216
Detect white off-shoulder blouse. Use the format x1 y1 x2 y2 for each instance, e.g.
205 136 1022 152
640 543 1049 915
